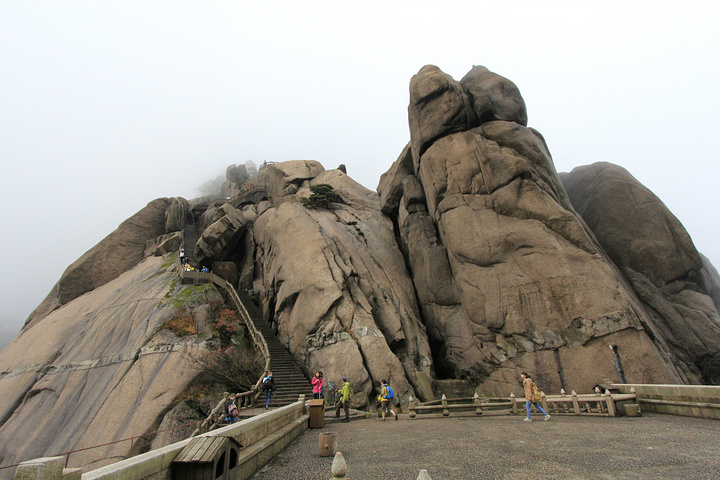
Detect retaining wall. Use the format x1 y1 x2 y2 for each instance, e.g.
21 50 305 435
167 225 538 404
15 400 308 480
613 384 720 420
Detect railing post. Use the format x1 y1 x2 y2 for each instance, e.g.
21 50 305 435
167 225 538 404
409 396 416 419
604 389 617 417
572 390 581 415
441 394 449 417
510 392 518 415
474 393 483 416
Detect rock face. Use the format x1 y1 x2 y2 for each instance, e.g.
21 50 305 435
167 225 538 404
24 198 188 329
379 65 683 394
251 166 434 404
2 63 720 475
560 162 720 383
0 257 208 472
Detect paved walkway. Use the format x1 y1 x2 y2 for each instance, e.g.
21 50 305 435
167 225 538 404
249 410 720 479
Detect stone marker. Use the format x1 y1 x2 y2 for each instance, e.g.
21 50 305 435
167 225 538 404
330 451 348 479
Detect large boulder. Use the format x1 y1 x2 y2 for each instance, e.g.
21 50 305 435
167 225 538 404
561 162 720 383
165 197 191 233
260 160 325 203
194 204 251 264
381 65 683 395
253 164 434 403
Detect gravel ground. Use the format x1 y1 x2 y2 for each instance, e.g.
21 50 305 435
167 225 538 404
249 410 720 480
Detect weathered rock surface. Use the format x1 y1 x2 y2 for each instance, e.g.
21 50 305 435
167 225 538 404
250 164 434 404
3 63 720 477
24 198 174 329
0 257 207 472
561 162 720 383
380 65 683 395
194 203 251 264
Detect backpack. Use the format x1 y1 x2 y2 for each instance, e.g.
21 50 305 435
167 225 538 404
347 384 354 401
262 376 273 390
530 382 542 403
384 385 394 400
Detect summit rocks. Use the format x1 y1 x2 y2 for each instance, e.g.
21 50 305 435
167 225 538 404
2 64 719 473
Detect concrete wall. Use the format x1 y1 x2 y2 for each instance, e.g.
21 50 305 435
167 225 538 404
14 400 308 480
613 384 720 420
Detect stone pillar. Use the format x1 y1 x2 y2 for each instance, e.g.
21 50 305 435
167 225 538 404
510 393 518 415
409 396 417 419
417 469 433 480
571 390 581 415
604 389 617 417
474 393 483 416
441 394 449 417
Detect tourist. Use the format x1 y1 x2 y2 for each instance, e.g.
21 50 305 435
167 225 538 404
312 371 324 400
378 379 398 421
262 372 276 409
521 372 550 422
224 394 238 423
335 377 351 422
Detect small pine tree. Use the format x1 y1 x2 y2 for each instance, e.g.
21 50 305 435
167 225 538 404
302 184 344 209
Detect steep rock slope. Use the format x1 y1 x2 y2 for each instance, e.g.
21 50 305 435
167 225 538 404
0 257 206 473
561 162 720 383
24 197 191 329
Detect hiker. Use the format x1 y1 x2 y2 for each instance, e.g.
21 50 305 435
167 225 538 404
262 372 276 409
312 371 324 400
521 372 550 422
334 377 351 422
378 379 398 421
224 394 238 423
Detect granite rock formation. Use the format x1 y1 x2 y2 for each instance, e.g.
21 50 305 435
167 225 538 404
2 64 719 474
379 65 685 394
0 258 210 473
560 162 720 383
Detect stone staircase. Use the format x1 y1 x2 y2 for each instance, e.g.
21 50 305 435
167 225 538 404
235 289 313 408
182 222 198 264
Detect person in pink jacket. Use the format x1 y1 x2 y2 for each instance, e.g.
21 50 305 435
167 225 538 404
312 371 324 399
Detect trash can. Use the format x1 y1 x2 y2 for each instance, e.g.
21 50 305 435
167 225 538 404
309 398 325 428
319 432 338 457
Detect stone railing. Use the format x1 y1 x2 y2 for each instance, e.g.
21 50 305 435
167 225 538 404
177 260 271 375
408 388 638 418
613 383 720 420
14 398 308 480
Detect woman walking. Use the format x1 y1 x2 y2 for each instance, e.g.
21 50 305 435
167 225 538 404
521 372 550 422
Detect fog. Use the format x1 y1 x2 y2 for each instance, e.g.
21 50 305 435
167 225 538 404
1 1 719 349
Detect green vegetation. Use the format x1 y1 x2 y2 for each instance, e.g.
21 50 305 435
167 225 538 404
302 183 344 209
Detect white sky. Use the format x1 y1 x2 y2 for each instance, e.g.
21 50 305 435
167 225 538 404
1 1 719 348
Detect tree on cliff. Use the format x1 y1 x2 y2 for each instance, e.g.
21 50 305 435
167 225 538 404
302 183 344 209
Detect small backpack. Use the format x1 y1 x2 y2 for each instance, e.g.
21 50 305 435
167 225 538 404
262 377 273 390
347 384 354 401
530 382 542 402
384 385 394 400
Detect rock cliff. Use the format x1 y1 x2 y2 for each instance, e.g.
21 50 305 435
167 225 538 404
1 64 719 474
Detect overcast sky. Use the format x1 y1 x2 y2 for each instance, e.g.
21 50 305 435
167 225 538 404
1 1 718 349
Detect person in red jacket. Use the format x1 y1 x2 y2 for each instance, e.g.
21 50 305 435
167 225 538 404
312 371 324 399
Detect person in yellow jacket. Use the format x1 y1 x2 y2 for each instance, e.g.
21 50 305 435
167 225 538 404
334 377 350 423
379 379 398 421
